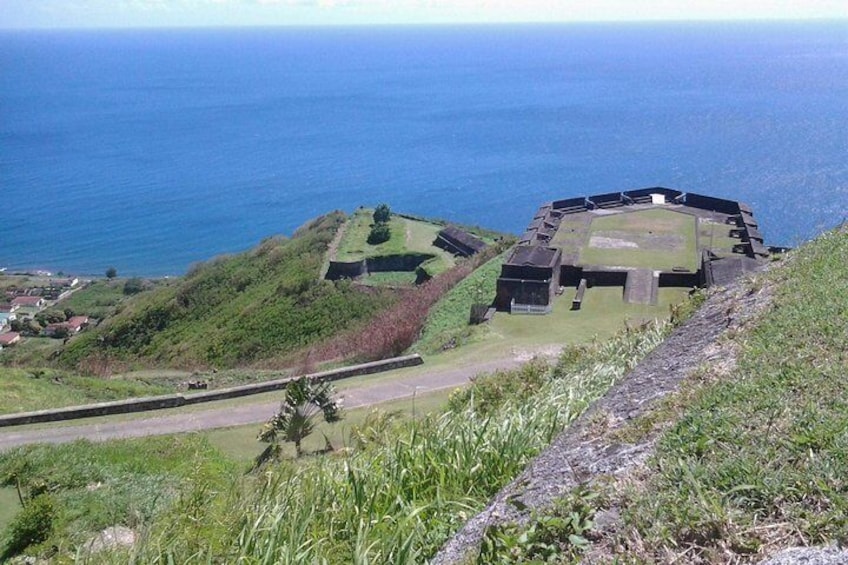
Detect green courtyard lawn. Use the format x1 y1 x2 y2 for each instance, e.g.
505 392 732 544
335 209 410 261
578 208 698 271
488 286 691 349
334 209 456 274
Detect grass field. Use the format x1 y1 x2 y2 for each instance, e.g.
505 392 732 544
414 250 509 353
488 286 691 349
358 271 419 286
0 487 20 535
334 208 456 276
203 388 454 462
0 366 173 415
57 280 129 319
698 216 741 256
578 208 698 271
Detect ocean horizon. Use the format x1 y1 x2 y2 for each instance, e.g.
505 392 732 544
2 21 846 276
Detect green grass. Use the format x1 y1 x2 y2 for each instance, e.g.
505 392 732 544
0 367 173 415
0 290 691 562
487 286 691 349
550 215 590 251
414 250 509 353
334 209 457 277
699 217 742 257
611 226 848 561
59 213 394 370
0 487 20 535
58 280 130 319
0 337 64 368
102 319 673 563
578 208 698 271
335 210 410 260
358 271 418 286
204 388 454 462
0 435 238 559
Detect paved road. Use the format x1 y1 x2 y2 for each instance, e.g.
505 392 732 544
0 357 525 451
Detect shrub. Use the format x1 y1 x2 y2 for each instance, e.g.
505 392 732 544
373 203 391 224
123 277 146 295
1 494 56 559
367 222 391 245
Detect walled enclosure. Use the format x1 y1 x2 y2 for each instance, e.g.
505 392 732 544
496 187 768 312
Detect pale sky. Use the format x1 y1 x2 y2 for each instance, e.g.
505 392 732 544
1 0 846 29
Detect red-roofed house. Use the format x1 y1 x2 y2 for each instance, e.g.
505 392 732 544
11 296 45 309
43 316 90 338
66 316 89 333
0 332 21 347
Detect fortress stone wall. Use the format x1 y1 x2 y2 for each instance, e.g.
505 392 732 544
497 187 769 313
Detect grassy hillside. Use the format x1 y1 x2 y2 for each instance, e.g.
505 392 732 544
60 212 394 370
480 226 848 563
0 316 675 562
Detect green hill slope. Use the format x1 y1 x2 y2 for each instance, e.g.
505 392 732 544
60 212 394 370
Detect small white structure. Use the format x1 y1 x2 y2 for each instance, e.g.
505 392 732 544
650 193 667 205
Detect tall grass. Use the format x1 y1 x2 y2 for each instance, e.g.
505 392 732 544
121 320 671 563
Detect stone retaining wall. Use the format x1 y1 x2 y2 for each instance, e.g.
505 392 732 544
0 354 424 427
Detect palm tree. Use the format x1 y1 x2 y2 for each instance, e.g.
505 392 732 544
257 377 342 461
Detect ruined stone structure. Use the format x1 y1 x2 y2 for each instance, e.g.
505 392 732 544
496 187 769 312
434 226 488 258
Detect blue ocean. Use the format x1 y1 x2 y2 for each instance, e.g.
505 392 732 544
1 22 846 276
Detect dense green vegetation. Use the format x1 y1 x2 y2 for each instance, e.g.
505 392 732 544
60 280 132 320
60 213 394 370
414 249 509 353
0 436 237 560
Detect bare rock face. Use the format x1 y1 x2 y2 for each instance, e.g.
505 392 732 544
757 546 848 565
84 526 137 554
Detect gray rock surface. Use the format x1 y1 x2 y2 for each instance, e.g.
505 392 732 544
84 526 137 553
758 546 848 565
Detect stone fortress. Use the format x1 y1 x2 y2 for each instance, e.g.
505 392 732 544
496 187 778 314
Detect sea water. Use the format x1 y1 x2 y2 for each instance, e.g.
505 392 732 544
1 22 846 276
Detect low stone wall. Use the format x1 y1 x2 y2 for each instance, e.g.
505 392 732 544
365 253 434 273
326 253 435 280
325 259 367 280
0 354 424 427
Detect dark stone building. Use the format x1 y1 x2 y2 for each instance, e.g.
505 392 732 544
434 226 488 257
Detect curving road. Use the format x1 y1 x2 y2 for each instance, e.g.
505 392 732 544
0 357 526 451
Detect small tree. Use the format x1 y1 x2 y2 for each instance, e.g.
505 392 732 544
367 223 391 245
373 203 391 224
123 277 145 295
257 377 342 461
105 267 117 280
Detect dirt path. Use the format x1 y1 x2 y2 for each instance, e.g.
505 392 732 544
0 357 525 451
320 217 349 278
